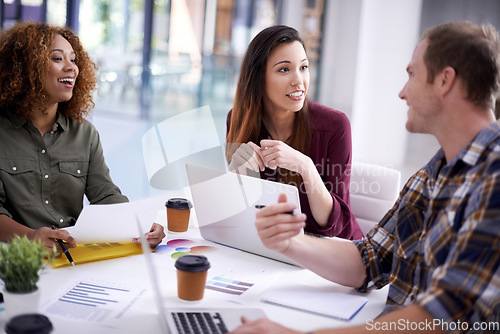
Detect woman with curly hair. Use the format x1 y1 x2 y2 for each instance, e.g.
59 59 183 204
0 22 165 249
226 25 362 239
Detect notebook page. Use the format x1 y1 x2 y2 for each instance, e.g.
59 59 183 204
261 283 368 320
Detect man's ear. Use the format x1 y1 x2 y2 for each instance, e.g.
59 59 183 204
437 66 456 96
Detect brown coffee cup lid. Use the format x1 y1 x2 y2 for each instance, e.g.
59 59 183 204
175 255 210 272
166 198 193 210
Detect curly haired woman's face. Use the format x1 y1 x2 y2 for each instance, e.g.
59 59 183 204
263 41 309 115
42 34 79 106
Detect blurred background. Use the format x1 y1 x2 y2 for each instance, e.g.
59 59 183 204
2 0 499 200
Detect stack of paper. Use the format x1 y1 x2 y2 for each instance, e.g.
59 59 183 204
49 196 167 268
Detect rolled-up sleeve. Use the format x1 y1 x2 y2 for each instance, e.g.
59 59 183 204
354 205 397 292
353 173 422 292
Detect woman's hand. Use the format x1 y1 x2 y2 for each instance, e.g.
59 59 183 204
261 139 333 227
255 193 306 253
228 142 265 174
133 222 166 248
259 139 309 173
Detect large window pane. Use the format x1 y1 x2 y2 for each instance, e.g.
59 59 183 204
47 0 67 27
80 0 144 117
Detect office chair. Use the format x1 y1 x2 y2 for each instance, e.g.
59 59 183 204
349 162 401 236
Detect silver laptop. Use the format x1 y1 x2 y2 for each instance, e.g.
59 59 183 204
185 163 303 266
137 217 265 334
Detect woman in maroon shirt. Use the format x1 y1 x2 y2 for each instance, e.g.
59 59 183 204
226 25 362 239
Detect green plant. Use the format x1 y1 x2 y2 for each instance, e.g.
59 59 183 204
0 236 55 293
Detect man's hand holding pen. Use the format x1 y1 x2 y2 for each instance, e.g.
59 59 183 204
51 225 76 266
32 227 76 250
32 226 76 265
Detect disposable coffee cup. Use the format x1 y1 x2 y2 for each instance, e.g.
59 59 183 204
166 198 193 232
175 255 210 302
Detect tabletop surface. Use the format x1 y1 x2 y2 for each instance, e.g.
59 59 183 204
0 193 389 333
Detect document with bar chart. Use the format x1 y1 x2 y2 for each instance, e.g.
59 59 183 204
206 276 254 295
203 250 296 303
40 274 146 324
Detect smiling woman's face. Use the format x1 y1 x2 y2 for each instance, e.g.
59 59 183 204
263 41 310 115
42 34 79 106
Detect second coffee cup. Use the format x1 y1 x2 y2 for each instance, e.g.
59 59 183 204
175 255 210 302
166 198 193 232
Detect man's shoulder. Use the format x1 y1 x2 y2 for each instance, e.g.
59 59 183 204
475 121 500 167
481 120 500 148
481 140 500 174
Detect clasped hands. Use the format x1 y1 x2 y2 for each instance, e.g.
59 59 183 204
228 139 306 175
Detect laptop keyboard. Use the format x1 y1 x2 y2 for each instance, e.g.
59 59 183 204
171 312 229 334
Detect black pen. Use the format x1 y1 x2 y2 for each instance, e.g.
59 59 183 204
51 225 75 266
255 204 294 215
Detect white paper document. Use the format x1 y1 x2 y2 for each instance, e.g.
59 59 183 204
64 195 166 243
261 283 368 320
40 273 147 325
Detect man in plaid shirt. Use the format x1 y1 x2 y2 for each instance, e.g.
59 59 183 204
230 21 500 334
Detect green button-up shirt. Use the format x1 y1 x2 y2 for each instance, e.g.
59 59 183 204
0 112 128 229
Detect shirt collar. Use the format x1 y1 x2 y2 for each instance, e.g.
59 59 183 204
10 111 69 132
450 120 500 167
54 111 68 132
427 148 446 178
426 120 500 177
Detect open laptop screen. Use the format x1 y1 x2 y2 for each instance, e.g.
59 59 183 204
186 163 302 266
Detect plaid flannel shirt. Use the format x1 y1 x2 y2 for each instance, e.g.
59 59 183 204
355 121 500 332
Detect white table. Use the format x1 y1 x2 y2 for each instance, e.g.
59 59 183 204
0 195 388 333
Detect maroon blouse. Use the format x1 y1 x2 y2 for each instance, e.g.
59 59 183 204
226 102 363 239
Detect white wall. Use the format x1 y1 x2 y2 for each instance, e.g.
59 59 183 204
279 0 305 31
350 0 423 169
318 0 362 118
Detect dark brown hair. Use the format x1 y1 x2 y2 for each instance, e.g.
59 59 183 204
422 21 500 109
0 21 97 122
226 25 311 184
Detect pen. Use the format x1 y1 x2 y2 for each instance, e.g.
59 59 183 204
51 225 75 266
255 205 294 215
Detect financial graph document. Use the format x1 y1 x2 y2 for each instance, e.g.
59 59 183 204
40 272 146 324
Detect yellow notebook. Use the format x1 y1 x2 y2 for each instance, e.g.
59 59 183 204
49 242 143 268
